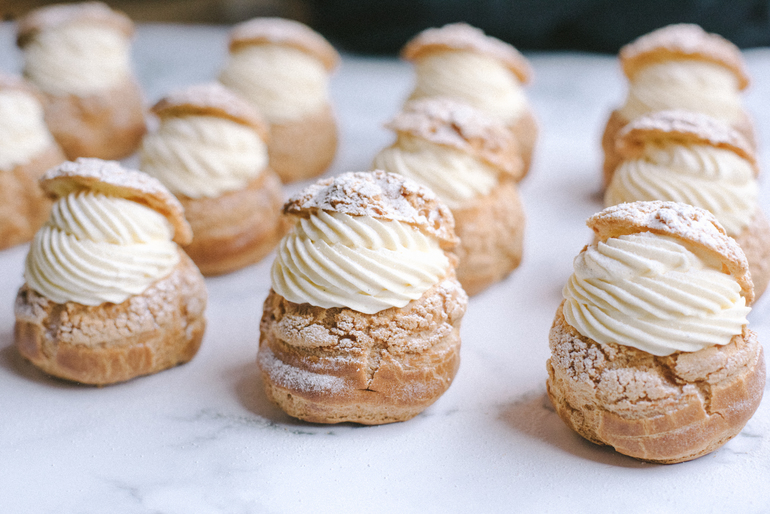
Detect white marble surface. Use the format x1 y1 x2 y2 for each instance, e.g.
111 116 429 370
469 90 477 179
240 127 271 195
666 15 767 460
2 23 770 513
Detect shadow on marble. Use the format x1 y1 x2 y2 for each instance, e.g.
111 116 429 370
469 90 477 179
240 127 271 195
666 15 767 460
232 361 372 432
499 389 651 469
0 339 85 390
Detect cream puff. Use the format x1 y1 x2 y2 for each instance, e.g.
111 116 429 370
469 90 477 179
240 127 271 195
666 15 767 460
139 83 286 276
258 171 468 424
218 17 339 183
605 110 770 299
0 74 66 250
401 23 537 176
16 2 146 160
547 201 764 464
601 23 754 187
14 158 207 385
372 97 525 295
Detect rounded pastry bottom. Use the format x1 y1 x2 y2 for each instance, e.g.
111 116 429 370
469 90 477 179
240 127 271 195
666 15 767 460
181 169 287 276
268 104 338 183
509 108 538 179
43 78 147 161
14 251 207 385
0 144 64 250
454 178 525 296
546 302 765 464
258 278 468 425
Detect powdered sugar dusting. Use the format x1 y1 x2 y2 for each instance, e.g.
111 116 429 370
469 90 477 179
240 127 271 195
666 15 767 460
258 346 346 394
284 170 457 245
617 109 757 168
588 201 753 302
619 23 749 89
402 23 532 83
386 97 523 177
151 82 268 137
228 17 339 71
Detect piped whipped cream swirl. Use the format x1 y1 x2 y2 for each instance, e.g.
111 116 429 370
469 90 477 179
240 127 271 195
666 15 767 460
409 50 528 123
0 90 53 170
562 232 749 356
606 144 757 235
619 60 743 123
22 22 131 96
271 210 449 314
25 191 179 306
140 115 268 199
372 135 499 209
219 45 329 123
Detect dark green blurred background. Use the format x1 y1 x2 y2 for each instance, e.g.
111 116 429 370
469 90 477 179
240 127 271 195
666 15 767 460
4 0 770 53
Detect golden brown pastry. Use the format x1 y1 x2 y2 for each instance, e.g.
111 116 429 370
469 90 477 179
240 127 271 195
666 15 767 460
0 74 66 250
15 158 207 385
605 110 770 299
16 2 146 160
139 83 286 276
547 201 764 464
373 97 525 295
218 17 339 183
258 171 468 424
601 24 754 187
401 23 537 177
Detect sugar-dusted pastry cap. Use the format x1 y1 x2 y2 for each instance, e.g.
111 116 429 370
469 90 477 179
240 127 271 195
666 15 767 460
386 97 524 179
284 170 457 247
616 109 757 173
16 1 134 47
228 17 339 71
619 23 749 90
40 158 192 245
588 200 754 303
401 23 532 84
150 82 269 140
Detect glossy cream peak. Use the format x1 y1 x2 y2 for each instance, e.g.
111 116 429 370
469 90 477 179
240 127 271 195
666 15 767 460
562 232 749 356
0 89 53 170
25 190 179 305
219 45 329 123
619 60 743 123
409 50 528 123
22 21 131 96
605 143 757 235
271 210 449 314
140 115 268 199
372 135 499 209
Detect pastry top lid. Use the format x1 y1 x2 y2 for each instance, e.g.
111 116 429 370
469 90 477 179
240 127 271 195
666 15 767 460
386 97 524 179
619 23 749 90
401 23 532 84
40 158 192 245
588 200 754 303
16 1 134 47
616 109 757 174
228 17 339 71
150 82 269 140
284 170 457 247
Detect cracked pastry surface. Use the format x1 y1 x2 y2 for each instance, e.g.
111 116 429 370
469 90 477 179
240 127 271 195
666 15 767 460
547 201 764 463
373 97 525 295
259 171 468 424
14 158 207 385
